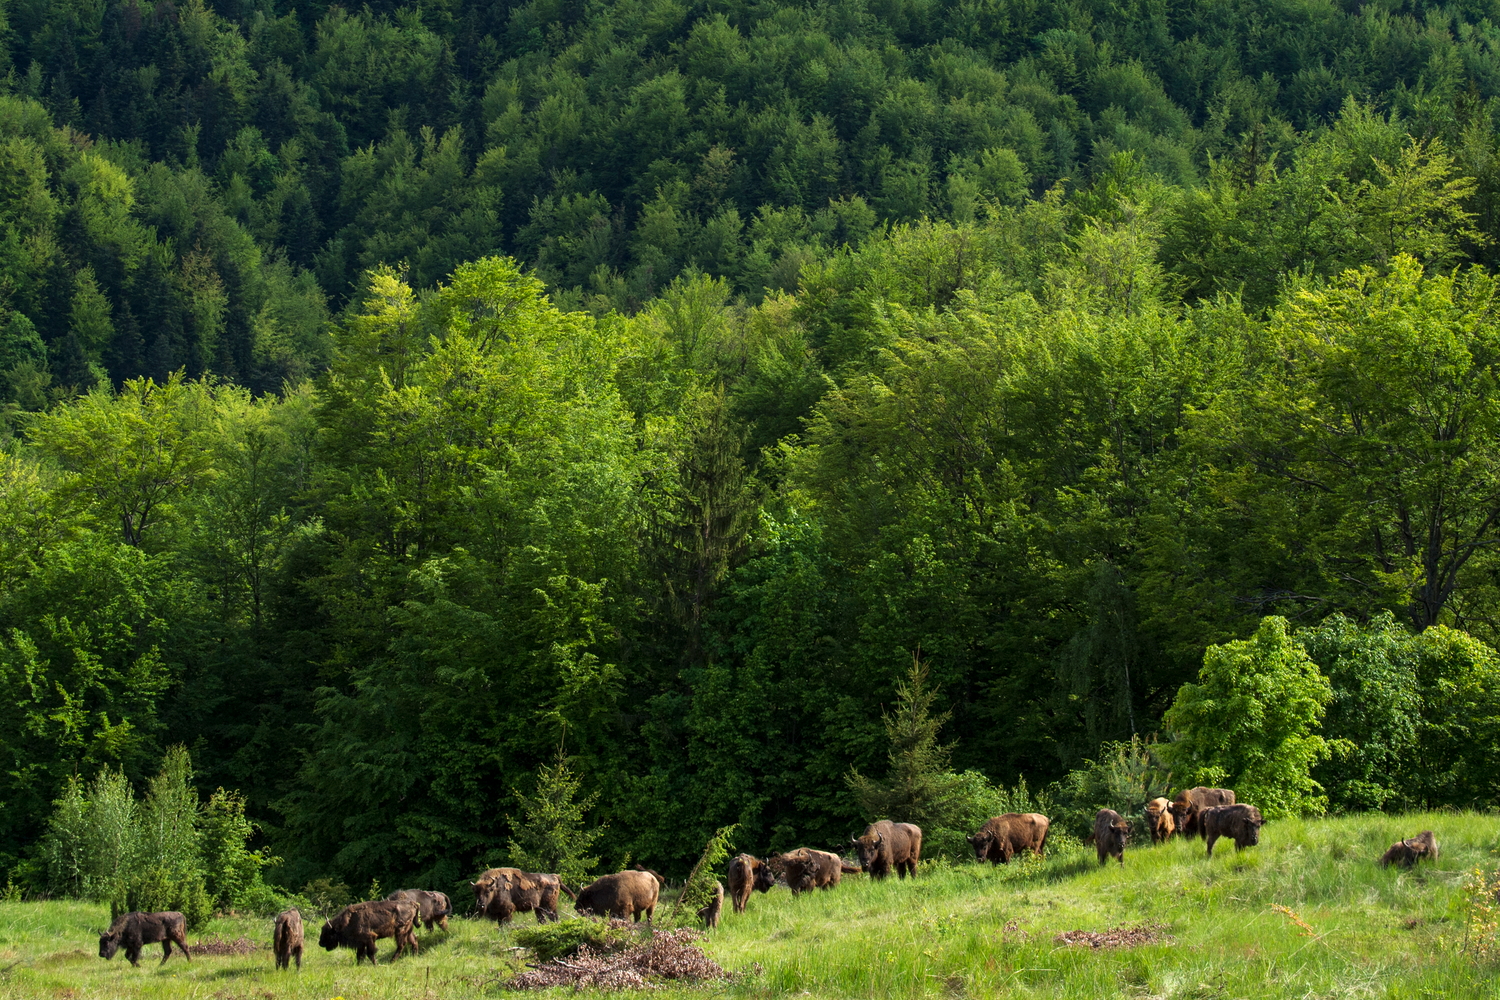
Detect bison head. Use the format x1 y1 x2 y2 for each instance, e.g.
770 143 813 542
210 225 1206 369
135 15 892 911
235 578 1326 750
752 861 776 893
851 833 883 869
967 832 991 862
1243 815 1264 846
318 921 339 951
98 932 120 960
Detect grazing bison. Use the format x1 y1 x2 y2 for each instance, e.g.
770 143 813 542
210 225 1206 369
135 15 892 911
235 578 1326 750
727 854 776 913
98 911 191 967
1094 809 1129 866
273 908 303 970
1380 830 1439 868
851 820 923 879
387 889 453 931
697 881 725 929
770 848 850 894
472 869 572 926
1145 798 1176 845
1201 804 1264 858
1170 787 1236 839
318 899 418 965
969 813 1050 864
573 870 661 924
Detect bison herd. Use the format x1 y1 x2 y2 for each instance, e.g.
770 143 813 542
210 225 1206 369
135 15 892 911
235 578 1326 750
94 792 1444 970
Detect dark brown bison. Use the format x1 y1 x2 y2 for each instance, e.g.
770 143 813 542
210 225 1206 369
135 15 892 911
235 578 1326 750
98 911 191 967
273 908 303 970
472 868 573 926
969 813 1050 864
1202 804 1264 858
573 870 661 923
1095 809 1129 866
727 854 776 913
318 899 419 965
387 889 453 931
1380 830 1439 868
851 820 923 879
697 881 724 929
770 848 852 894
1170 787 1236 838
1145 797 1176 844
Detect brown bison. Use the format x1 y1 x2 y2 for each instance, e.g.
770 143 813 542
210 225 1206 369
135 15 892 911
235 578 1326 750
98 911 191 967
1145 797 1176 844
1201 804 1264 858
273 908 303 970
697 881 725 929
472 868 572 926
318 899 419 965
968 813 1050 864
387 889 453 931
573 870 661 923
770 848 853 894
1170 787 1236 839
727 854 776 913
1094 809 1129 866
851 820 923 879
1380 830 1439 868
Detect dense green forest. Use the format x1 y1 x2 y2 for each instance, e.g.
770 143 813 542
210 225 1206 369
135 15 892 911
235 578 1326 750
6 0 1500 899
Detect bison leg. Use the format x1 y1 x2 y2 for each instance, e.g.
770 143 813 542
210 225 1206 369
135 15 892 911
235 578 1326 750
1205 833 1218 859
127 947 142 968
160 940 172 965
294 945 302 970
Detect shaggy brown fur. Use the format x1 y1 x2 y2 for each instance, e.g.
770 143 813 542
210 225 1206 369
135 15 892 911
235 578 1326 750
98 911 191 967
726 854 775 914
697 881 725 929
273 909 303 970
318 899 418 965
769 848 849 894
1145 797 1176 844
1094 809 1129 866
1201 804 1264 858
573 870 661 923
472 868 572 926
851 820 923 880
1380 830 1439 868
969 813 1051 864
1170 787 1236 839
386 889 453 931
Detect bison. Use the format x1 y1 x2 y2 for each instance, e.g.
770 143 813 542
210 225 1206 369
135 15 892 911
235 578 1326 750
1094 809 1129 866
1170 787 1236 839
1201 804 1264 858
273 908 303 970
851 820 923 879
1145 797 1176 844
727 854 776 913
969 813 1050 864
697 881 724 929
318 899 419 965
387 889 453 931
770 848 853 894
1380 830 1439 868
472 868 572 926
573 870 660 924
98 910 191 967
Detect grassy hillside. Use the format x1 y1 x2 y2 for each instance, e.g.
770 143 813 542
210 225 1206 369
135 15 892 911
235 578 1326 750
1 812 1497 999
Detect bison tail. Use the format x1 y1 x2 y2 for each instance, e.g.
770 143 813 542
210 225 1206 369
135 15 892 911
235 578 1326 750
839 862 861 874
559 884 578 900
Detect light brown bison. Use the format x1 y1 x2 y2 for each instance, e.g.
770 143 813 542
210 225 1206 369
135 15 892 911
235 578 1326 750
318 899 419 965
387 889 453 931
1094 809 1129 866
98 911 191 967
969 813 1050 864
1201 804 1264 858
273 908 303 970
472 868 573 926
770 848 852 894
697 881 725 929
573 870 661 923
1145 797 1176 844
727 854 776 913
851 820 923 879
1380 830 1439 868
1170 787 1236 839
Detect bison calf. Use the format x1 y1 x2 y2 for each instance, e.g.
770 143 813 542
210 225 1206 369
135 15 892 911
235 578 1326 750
99 911 191 967
727 854 775 913
1094 809 1129 866
697 881 725 929
852 820 923 879
1202 804 1264 858
1380 830 1439 868
1144 797 1175 844
273 908 303 970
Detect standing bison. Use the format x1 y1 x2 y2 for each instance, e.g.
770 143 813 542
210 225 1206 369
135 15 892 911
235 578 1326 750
1380 830 1438 868
727 854 776 913
319 899 419 965
1094 809 1129 866
1201 804 1264 858
770 848 852 894
1170 787 1236 839
968 813 1050 864
273 908 303 970
851 820 923 879
697 881 725 929
387 889 453 931
1144 797 1176 844
98 911 191 967
572 870 661 923
472 868 572 926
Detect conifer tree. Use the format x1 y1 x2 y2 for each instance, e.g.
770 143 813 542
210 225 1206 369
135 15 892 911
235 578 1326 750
504 753 604 887
846 652 962 828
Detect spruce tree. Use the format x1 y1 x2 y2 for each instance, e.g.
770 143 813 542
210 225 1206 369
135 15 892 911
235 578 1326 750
504 754 604 887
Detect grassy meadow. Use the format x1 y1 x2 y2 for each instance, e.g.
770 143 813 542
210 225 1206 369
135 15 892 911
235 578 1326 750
2 812 1498 999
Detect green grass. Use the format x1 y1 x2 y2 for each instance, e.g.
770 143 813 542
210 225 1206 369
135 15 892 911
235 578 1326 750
2 812 1499 998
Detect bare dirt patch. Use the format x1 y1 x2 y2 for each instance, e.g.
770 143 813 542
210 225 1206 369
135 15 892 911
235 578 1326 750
505 928 727 990
1054 923 1174 949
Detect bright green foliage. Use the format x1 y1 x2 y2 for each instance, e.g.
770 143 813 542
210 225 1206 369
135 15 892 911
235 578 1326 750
1050 736 1173 838
846 653 962 829
1164 617 1334 818
503 755 605 889
670 823 737 921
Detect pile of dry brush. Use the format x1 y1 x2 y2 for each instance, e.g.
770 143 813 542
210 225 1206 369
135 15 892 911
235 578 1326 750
506 928 727 990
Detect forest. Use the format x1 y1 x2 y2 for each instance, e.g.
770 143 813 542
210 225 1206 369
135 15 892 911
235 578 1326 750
4 0 1500 908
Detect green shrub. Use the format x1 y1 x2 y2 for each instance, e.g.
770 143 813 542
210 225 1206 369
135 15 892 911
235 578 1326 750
513 918 638 962
1049 736 1172 839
